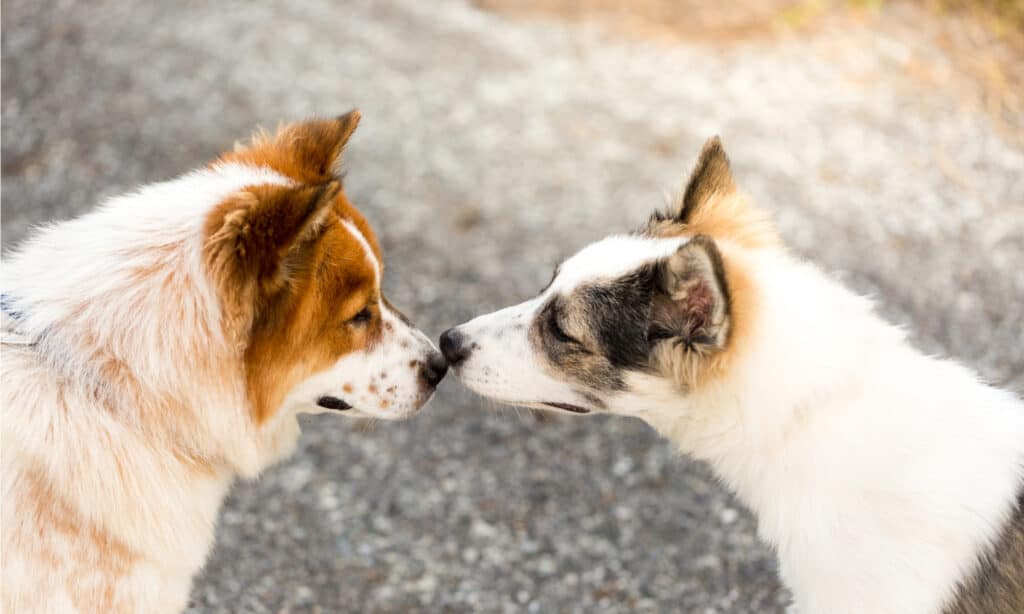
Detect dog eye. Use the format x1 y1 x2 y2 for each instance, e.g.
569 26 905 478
647 329 674 343
548 314 576 344
349 307 373 325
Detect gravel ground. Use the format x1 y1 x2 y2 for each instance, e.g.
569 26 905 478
3 1 1022 612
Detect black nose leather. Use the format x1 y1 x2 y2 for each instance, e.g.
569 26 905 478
439 328 471 367
420 351 448 387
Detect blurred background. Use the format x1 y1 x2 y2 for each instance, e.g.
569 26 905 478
3 1 1022 612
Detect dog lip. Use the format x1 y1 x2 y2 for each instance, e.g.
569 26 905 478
542 401 591 414
316 396 352 411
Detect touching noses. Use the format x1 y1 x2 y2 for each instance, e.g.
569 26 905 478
420 350 449 387
439 328 472 367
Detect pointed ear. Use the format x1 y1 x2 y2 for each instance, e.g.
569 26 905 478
204 181 340 299
650 235 731 352
227 111 361 183
676 136 736 224
281 111 361 180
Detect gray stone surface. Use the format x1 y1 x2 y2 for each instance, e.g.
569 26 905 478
2 1 1022 612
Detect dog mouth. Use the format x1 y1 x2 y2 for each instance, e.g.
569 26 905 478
541 401 591 414
495 399 593 414
316 396 352 411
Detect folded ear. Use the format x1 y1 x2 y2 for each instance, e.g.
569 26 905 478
650 235 731 353
204 181 340 302
227 111 361 183
676 136 736 224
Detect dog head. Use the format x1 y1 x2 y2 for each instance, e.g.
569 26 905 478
205 112 446 422
442 137 776 417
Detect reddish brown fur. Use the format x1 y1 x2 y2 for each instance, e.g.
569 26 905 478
204 114 389 424
14 468 138 613
220 111 362 184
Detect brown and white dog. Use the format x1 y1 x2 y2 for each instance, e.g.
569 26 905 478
441 138 1024 613
1 112 447 613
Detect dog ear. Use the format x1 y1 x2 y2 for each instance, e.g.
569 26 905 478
281 112 361 181
204 181 340 304
675 136 736 224
650 235 731 353
227 111 361 184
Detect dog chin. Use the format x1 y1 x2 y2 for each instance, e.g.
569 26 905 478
488 398 593 415
538 401 591 414
512 401 591 415
448 371 592 415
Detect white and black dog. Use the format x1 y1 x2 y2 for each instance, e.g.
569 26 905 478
441 138 1024 614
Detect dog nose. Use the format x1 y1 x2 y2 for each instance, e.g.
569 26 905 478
420 351 448 387
439 328 472 367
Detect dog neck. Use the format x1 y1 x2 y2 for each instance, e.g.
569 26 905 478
639 249 1024 613
639 250 883 480
1 346 237 571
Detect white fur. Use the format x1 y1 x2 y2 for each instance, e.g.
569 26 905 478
452 298 576 409
1 162 439 613
550 234 688 294
341 219 380 286
451 234 1024 614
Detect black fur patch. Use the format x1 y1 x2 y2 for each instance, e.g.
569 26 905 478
532 266 657 391
579 266 657 369
944 486 1024 613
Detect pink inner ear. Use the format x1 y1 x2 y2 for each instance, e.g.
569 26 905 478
683 281 714 331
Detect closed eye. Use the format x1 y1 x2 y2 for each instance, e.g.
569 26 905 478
647 328 675 343
548 312 577 344
349 306 373 325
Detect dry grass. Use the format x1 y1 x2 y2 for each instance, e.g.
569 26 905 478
944 0 1024 32
923 0 1024 142
471 0 797 43
473 0 1024 141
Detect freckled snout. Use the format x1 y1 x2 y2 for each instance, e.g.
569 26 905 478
440 328 472 367
420 350 449 387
